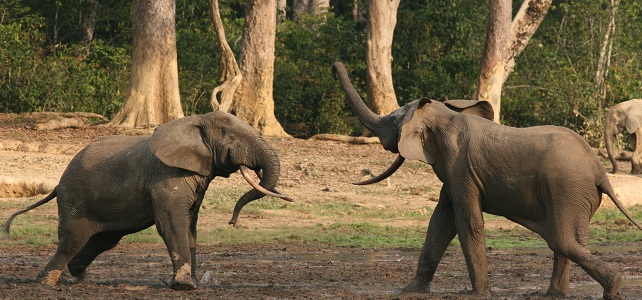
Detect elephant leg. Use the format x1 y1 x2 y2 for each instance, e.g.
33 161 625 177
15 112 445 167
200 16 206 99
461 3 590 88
546 252 571 297
452 194 490 296
154 203 196 290
67 231 124 279
189 205 200 282
631 130 642 174
402 189 457 294
37 221 94 286
545 218 622 299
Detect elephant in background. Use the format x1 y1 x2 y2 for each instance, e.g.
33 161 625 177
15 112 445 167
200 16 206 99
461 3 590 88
332 62 642 299
1 111 292 290
605 99 642 174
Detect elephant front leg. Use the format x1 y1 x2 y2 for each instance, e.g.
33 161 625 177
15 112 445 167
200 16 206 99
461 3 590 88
453 195 490 296
402 191 457 294
155 210 196 290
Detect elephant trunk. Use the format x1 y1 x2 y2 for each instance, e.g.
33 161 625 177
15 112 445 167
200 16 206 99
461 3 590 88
229 139 286 226
605 114 619 174
332 62 399 152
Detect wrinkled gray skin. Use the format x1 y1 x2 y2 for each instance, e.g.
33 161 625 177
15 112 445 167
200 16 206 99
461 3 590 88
0 111 291 290
333 62 642 299
605 99 642 174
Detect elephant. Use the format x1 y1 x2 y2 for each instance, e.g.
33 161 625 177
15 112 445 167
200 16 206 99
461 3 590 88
332 62 642 299
0 111 292 290
605 99 642 174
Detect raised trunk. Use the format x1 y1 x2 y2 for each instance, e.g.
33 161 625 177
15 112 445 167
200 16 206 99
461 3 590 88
332 62 398 150
605 120 619 174
229 140 282 225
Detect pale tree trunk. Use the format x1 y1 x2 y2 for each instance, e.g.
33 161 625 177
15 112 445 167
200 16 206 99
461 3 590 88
594 0 617 105
109 0 183 128
352 0 359 21
78 0 98 56
475 0 551 123
207 0 242 113
293 0 310 20
232 0 289 137
365 0 400 115
277 0 287 23
310 0 329 16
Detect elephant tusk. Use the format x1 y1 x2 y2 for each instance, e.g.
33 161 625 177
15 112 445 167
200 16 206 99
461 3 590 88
353 155 405 185
239 165 293 202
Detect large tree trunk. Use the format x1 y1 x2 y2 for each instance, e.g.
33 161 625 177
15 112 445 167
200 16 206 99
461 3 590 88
232 0 289 137
475 0 551 123
208 0 242 113
594 0 617 104
475 0 511 123
276 0 287 23
365 0 400 116
109 0 183 128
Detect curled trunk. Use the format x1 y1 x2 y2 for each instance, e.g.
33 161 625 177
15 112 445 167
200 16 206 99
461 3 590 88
229 139 286 226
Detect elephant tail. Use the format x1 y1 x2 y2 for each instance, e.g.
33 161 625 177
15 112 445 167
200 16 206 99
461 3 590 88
599 179 642 231
0 187 58 239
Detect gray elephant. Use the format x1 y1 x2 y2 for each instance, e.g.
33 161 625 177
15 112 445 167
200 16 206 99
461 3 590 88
1 111 292 290
332 62 642 299
605 99 642 174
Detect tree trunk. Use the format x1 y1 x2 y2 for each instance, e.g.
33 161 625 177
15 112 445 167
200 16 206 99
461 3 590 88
310 0 329 16
594 0 617 104
475 0 551 123
365 0 400 116
232 0 289 137
293 0 310 20
276 0 287 23
78 0 98 56
109 0 183 128
207 0 242 113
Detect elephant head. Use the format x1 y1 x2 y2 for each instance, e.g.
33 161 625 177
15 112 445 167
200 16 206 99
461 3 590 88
332 62 494 183
604 99 642 174
149 111 292 225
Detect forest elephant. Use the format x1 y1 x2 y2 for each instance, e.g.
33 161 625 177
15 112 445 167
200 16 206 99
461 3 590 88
1 111 292 290
332 62 642 299
605 99 642 174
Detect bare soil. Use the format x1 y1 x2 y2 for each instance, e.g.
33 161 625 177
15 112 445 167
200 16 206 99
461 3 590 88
0 113 641 299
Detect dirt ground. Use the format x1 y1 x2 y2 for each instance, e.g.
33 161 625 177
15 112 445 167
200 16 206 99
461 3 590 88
0 113 641 299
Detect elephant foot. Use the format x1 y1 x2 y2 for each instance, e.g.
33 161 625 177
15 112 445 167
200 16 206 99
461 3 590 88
545 287 569 298
37 269 62 286
603 274 623 300
400 277 430 294
170 263 196 291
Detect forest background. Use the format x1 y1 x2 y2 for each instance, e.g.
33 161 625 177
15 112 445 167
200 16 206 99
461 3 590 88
1 0 641 147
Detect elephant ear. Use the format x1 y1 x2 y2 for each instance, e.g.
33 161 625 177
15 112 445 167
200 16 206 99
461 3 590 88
149 115 212 176
444 100 494 121
399 98 435 164
625 112 642 134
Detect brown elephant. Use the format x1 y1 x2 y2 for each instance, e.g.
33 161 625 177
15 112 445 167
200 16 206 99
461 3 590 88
605 99 642 174
332 62 642 299
1 111 292 290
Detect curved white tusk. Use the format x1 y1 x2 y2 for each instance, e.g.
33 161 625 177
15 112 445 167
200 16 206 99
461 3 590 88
239 165 293 202
353 155 405 185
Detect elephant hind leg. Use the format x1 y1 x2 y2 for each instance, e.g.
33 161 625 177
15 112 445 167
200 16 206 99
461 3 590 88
37 223 94 286
546 252 570 297
67 231 124 279
545 229 621 299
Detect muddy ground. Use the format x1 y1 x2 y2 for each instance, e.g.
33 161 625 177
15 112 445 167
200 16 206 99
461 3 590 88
0 113 641 299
